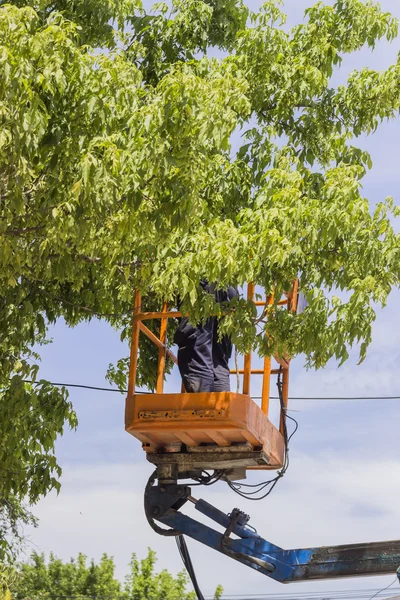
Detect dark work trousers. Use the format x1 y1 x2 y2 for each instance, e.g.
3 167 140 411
176 317 232 393
174 284 237 393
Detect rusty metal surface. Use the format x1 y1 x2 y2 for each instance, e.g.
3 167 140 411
187 442 253 453
138 408 225 420
289 540 400 581
146 447 272 475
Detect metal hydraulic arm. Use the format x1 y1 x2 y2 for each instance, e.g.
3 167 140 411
146 482 400 583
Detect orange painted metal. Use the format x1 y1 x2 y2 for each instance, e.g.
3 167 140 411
133 310 182 322
156 302 168 393
230 369 275 375
255 299 288 307
243 282 255 396
125 391 284 468
261 293 275 416
274 355 290 369
262 358 271 415
139 323 178 365
288 279 299 312
139 322 165 350
125 281 300 474
279 366 290 436
127 289 141 397
139 322 178 366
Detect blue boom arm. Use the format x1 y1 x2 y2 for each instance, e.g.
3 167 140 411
146 483 400 583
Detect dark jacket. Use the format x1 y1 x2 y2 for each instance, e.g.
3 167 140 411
173 282 238 359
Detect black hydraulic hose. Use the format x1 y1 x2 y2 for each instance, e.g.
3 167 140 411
176 534 205 600
144 470 180 537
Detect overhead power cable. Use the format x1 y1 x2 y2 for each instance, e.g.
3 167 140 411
13 379 400 401
203 584 400 599
17 379 151 394
368 576 398 600
12 589 400 600
210 588 399 598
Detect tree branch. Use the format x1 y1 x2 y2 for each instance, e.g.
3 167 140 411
3 226 45 237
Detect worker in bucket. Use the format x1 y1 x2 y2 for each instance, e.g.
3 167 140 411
174 283 308 393
174 281 238 393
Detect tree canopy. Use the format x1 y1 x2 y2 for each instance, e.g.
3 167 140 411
1 0 400 569
8 548 223 599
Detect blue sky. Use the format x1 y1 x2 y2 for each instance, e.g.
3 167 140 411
24 1 400 598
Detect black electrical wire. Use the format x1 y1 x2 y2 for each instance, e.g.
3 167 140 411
176 535 205 600
226 372 289 500
209 592 400 600
13 582 398 600
10 592 400 600
191 469 224 486
368 576 398 600
235 591 383 598
227 370 298 501
12 379 400 401
16 379 152 394
261 396 400 401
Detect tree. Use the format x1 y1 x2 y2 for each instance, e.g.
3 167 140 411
123 549 196 600
1 0 400 568
0 500 37 592
10 548 222 600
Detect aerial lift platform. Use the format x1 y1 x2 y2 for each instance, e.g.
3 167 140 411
125 283 400 586
126 283 289 482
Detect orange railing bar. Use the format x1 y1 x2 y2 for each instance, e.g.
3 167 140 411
275 355 290 369
289 279 299 312
156 302 169 393
139 323 178 365
242 283 255 396
261 293 275 415
230 368 281 375
133 310 182 322
262 357 271 414
134 298 287 321
279 366 290 436
139 323 164 350
128 289 141 397
254 299 288 307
